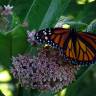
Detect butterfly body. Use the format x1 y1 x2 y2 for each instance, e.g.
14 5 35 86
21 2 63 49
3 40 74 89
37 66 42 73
35 28 96 65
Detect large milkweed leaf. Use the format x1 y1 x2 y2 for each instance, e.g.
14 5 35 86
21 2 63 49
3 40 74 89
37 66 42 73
0 25 28 67
23 0 53 30
10 0 34 22
39 0 71 29
65 64 96 96
75 1 96 24
23 0 71 30
11 25 28 56
0 32 11 67
63 0 96 25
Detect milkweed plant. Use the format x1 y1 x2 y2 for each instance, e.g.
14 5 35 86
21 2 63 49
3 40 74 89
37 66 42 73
0 0 96 96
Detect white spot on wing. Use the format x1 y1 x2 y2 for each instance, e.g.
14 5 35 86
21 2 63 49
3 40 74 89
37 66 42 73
45 36 48 40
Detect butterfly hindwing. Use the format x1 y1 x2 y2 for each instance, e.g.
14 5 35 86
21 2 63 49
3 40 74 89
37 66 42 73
63 32 96 65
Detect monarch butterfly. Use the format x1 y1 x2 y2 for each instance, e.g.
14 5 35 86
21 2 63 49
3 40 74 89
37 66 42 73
34 28 96 65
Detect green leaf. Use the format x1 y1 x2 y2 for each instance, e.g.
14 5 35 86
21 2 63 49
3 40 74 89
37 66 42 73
24 0 52 29
38 91 53 96
63 1 96 25
85 19 96 33
63 0 83 17
10 13 21 30
0 17 8 32
30 90 53 96
39 0 71 29
10 0 34 22
0 0 9 5
17 86 31 96
75 1 96 24
30 89 41 96
65 64 96 96
24 0 71 30
0 32 11 67
11 25 28 56
0 90 5 96
17 86 41 96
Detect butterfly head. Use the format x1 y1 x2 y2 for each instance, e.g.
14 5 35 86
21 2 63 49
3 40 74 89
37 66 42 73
35 28 52 44
70 28 76 33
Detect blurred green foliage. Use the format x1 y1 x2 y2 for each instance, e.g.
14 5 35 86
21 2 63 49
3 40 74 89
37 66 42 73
0 90 5 96
0 0 96 96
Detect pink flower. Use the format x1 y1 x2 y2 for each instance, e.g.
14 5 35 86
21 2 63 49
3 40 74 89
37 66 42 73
11 47 80 92
2 5 13 16
27 30 38 45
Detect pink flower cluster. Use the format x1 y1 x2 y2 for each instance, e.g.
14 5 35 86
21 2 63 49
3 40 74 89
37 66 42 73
1 5 13 16
11 47 80 92
27 30 37 45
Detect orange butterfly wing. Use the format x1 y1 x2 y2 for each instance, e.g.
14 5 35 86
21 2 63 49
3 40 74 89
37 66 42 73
64 38 96 64
49 28 69 48
35 28 96 65
48 28 96 65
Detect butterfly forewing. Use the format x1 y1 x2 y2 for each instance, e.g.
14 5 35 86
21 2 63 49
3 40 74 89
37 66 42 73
48 28 70 48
